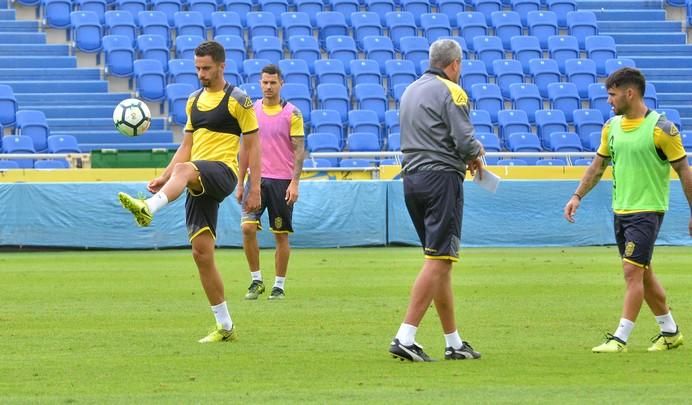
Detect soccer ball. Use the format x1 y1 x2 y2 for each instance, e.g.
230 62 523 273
113 98 151 136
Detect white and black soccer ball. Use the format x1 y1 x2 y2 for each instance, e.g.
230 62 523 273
113 98 151 137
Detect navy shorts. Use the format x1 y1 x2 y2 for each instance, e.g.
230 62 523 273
614 212 664 268
403 170 463 261
185 160 237 240
241 178 294 233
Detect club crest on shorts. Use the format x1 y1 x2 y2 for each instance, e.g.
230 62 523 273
624 241 636 257
274 217 283 230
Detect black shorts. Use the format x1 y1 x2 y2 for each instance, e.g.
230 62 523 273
614 212 664 268
241 178 294 233
403 170 463 261
185 160 237 240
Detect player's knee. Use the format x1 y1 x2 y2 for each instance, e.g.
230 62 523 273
191 244 213 264
241 223 257 238
172 162 195 179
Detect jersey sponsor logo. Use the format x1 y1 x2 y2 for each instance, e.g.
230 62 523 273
624 241 636 257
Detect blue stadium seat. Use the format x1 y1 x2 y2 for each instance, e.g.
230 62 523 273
224 0 253 25
387 132 400 151
535 109 568 146
367 0 396 25
102 35 135 78
105 10 136 45
116 0 146 25
507 132 542 164
565 58 596 98
547 35 579 74
497 109 531 143
295 0 324 26
437 0 466 26
189 0 216 27
282 83 312 123
471 83 503 122
34 159 69 169
152 0 182 27
304 158 334 168
510 35 541 74
587 83 611 120
243 58 272 83
214 35 246 66
339 158 373 167
546 0 576 28
362 36 396 74
240 83 262 100
2 135 35 168
173 11 207 38
168 59 200 89
399 36 430 74
385 11 417 51
331 0 359 25
252 36 283 65
212 11 243 38
47 134 81 153
476 132 500 164
473 36 504 74
0 85 18 127
325 36 358 74
166 83 195 125
566 10 598 49
392 83 409 107
491 11 522 50
658 108 682 132
420 59 430 74
316 11 348 45
138 11 170 46
314 59 347 86
16 110 49 152
510 0 540 26
547 82 580 122
572 108 603 147
527 10 558 49
70 11 103 54
470 110 493 133
420 13 452 44
317 83 350 122
493 59 524 99
604 58 636 76
307 132 340 165
681 131 692 150
354 83 388 121
247 12 279 40
175 34 204 59
224 60 243 86
259 0 289 25
585 35 617 76
137 34 170 73
509 83 541 122
549 131 583 152
400 0 431 25
347 132 381 151
280 59 312 90
385 59 417 96
497 158 528 166
350 59 383 86
457 12 488 51
469 0 501 25
348 110 381 139
78 0 107 24
43 0 73 29
288 35 320 73
311 109 344 146
281 12 312 43
645 83 658 110
535 158 566 166
573 158 593 166
528 58 561 98
352 12 383 50
385 109 400 135
134 59 166 101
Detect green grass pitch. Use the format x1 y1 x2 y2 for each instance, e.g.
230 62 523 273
1 247 691 403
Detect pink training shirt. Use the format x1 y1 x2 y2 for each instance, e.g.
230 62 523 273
254 100 296 180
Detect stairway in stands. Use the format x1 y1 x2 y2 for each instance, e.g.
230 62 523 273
0 2 173 152
578 0 692 130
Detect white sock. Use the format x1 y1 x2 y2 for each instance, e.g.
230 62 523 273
251 270 262 282
613 318 635 343
145 191 168 214
444 330 464 350
274 276 286 290
395 323 417 346
211 301 232 331
655 312 677 334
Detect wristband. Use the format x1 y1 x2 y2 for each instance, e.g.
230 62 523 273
573 193 583 201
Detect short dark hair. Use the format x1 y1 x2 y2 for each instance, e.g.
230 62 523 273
605 67 645 96
260 64 283 80
194 40 225 63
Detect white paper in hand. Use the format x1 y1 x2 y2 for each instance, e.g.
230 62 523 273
473 168 500 193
